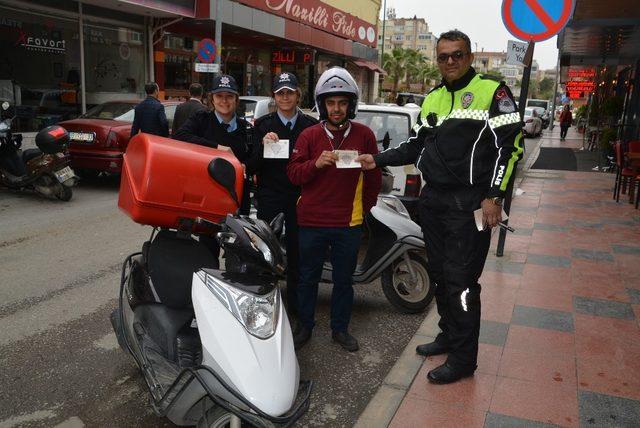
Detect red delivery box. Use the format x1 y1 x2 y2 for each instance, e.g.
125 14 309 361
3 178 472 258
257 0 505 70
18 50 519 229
118 133 244 228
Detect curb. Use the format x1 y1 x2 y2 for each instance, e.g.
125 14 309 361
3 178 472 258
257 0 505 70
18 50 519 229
354 307 440 428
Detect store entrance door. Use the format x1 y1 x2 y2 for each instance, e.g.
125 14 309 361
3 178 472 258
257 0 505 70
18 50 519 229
226 63 245 94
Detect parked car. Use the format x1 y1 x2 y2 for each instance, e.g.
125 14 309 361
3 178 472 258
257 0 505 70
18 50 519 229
396 92 425 108
354 104 422 221
522 107 543 137
238 96 274 125
59 100 180 175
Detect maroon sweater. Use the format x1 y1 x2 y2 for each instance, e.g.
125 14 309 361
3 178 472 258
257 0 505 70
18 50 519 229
287 121 382 227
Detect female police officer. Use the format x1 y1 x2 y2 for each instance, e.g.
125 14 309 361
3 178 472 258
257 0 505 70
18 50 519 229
245 72 318 318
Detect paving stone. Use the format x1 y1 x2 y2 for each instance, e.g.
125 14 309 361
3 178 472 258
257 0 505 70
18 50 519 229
527 253 572 268
513 227 533 236
484 412 560 427
579 390 640 427
533 223 568 232
511 305 574 332
479 320 510 346
569 220 603 229
612 245 640 255
627 288 640 304
484 260 525 275
573 296 635 320
571 248 614 262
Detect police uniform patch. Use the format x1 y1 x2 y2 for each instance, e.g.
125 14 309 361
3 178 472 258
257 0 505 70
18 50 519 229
461 92 474 109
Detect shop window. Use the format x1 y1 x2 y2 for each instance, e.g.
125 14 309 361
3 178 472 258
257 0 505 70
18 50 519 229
83 23 145 96
0 7 81 131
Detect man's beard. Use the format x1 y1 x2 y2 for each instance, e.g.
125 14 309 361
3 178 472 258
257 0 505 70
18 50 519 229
327 114 348 128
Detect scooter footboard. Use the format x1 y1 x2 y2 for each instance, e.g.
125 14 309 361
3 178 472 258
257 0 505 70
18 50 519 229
160 366 313 427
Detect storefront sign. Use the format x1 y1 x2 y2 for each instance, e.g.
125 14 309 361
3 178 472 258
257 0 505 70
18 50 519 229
16 30 65 54
272 49 314 64
567 68 595 79
118 0 196 17
237 0 377 47
566 81 595 98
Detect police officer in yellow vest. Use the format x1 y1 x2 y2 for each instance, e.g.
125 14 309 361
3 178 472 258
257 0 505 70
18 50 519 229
358 30 523 384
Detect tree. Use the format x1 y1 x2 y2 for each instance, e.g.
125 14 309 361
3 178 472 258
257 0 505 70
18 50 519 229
383 48 410 98
411 61 440 93
538 77 555 100
487 69 505 81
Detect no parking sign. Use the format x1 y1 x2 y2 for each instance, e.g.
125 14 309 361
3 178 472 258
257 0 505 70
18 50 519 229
502 0 575 42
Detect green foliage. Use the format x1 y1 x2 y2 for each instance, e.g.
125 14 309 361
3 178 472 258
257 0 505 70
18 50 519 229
601 97 623 118
575 105 587 120
599 127 617 155
382 48 439 97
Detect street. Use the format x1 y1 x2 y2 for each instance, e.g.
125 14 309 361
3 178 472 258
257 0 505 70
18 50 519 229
0 177 428 427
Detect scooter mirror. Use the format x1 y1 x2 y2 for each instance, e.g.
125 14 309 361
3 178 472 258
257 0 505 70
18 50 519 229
1 102 8 111
207 157 239 207
269 212 285 237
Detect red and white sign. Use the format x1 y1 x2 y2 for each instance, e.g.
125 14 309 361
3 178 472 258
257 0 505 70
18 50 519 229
236 0 377 47
567 68 596 79
566 81 596 98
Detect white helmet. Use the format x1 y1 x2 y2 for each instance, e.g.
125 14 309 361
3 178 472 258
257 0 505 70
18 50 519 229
314 67 359 121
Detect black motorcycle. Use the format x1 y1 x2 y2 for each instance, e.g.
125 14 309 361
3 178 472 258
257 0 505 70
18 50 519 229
0 101 77 201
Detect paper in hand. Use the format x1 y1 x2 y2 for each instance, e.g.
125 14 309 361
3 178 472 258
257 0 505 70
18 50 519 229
334 150 360 168
474 208 509 231
263 139 289 159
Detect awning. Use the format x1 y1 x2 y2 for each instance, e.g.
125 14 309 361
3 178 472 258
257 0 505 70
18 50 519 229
354 60 387 76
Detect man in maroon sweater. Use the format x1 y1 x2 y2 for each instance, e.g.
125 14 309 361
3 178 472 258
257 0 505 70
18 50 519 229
287 67 381 352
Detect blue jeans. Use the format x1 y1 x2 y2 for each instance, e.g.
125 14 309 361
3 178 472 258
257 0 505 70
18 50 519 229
298 226 362 332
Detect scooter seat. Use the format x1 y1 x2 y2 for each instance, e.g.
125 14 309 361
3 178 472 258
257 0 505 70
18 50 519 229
22 148 42 163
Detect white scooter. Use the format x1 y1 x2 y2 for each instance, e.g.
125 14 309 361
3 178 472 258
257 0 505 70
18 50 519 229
320 171 434 313
111 158 311 427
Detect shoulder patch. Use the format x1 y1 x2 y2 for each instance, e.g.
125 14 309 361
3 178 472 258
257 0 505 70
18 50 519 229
495 88 516 113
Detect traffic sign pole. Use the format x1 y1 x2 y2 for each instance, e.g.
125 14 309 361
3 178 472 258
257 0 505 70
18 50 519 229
497 41 534 258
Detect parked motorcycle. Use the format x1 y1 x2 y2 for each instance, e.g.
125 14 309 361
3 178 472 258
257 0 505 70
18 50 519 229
320 189 434 313
111 157 311 427
0 101 76 201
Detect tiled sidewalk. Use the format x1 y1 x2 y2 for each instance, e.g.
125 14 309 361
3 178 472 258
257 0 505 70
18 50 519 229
387 133 640 426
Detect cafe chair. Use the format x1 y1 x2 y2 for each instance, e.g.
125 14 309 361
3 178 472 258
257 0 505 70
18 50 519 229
613 142 636 202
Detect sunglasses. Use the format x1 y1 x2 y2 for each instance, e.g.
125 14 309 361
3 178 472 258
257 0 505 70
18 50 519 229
437 51 468 64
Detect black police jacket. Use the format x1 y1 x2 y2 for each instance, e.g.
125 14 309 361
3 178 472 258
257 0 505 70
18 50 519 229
245 111 318 198
173 110 251 163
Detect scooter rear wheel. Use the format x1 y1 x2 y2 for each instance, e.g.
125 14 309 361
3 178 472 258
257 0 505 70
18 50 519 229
56 184 73 201
381 252 433 314
197 407 247 428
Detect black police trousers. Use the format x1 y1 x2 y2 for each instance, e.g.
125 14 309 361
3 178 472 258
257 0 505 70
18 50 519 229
257 192 300 318
419 186 491 369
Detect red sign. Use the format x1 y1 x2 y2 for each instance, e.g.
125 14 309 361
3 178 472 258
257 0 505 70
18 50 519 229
236 0 377 47
566 81 596 98
567 68 596 79
272 49 314 64
502 0 575 42
197 38 216 64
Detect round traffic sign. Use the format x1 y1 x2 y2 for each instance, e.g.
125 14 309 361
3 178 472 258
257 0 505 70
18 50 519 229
197 38 216 64
502 0 575 42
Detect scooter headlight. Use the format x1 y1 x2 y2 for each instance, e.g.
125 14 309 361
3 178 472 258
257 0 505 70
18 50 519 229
203 273 280 339
243 227 273 264
380 195 411 219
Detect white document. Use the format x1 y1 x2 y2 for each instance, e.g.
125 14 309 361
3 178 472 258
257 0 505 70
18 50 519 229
334 150 360 168
263 139 289 159
474 208 509 231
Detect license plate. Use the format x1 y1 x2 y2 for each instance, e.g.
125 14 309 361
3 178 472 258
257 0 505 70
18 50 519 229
69 131 95 142
54 166 75 183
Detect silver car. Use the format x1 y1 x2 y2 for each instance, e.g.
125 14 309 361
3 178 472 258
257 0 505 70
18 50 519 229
238 96 274 125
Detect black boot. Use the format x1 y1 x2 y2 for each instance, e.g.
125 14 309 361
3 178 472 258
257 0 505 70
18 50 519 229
332 330 359 352
427 362 475 384
416 341 450 357
293 325 312 349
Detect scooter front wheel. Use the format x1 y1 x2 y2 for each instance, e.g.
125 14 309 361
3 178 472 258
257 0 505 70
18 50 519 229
381 252 433 314
197 407 246 428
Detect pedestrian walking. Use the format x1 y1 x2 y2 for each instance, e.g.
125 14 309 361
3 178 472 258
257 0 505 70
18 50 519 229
131 82 169 138
358 29 523 382
559 105 573 141
245 72 318 319
172 83 206 137
287 67 381 352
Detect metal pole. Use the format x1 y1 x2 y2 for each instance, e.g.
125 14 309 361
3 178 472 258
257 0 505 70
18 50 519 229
78 1 86 114
497 41 535 257
147 19 155 82
549 49 560 131
215 0 222 74
379 0 386 98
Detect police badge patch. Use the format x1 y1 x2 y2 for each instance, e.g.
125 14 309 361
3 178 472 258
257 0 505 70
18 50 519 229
496 88 516 113
461 92 474 109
